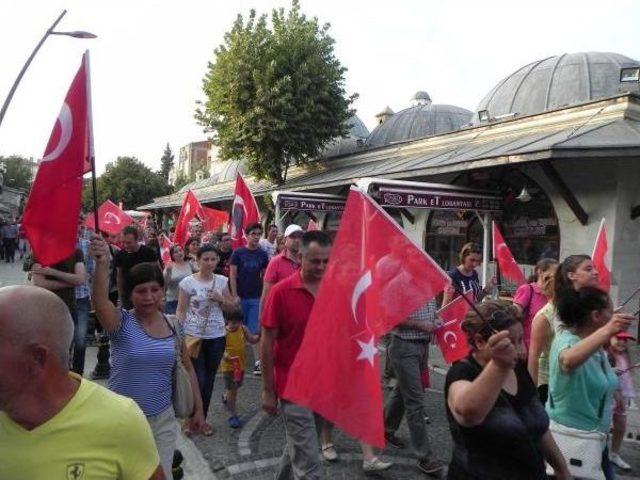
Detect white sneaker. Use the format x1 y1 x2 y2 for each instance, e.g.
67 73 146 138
253 361 261 376
321 443 338 462
610 453 631 470
363 457 392 473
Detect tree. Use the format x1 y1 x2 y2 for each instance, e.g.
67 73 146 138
158 143 174 182
195 0 356 184
82 156 171 211
0 155 34 191
173 171 195 191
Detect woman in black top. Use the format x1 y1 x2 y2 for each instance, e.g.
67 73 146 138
445 300 569 480
441 242 496 307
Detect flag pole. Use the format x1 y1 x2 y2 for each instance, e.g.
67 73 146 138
84 50 99 233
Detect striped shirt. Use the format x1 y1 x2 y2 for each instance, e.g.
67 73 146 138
108 310 176 416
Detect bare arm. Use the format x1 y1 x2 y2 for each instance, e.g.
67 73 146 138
181 338 204 422
260 327 278 415
176 287 189 323
229 265 238 298
90 238 121 333
32 262 86 287
528 311 551 385
539 431 570 480
242 325 260 344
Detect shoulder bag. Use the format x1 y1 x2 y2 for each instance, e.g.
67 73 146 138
165 314 195 419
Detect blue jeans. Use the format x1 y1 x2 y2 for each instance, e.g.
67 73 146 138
193 337 226 419
240 297 260 334
71 297 90 375
603 446 615 480
164 300 178 315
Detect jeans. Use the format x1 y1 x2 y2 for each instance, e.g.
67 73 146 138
193 336 226 418
70 297 90 375
384 336 432 461
164 300 178 315
603 446 615 480
240 297 260 334
276 400 322 480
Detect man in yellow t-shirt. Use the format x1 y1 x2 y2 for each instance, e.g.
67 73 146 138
0 285 162 480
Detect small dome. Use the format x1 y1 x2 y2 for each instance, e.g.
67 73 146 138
366 103 472 148
322 115 370 158
473 51 640 124
411 91 432 105
347 115 370 140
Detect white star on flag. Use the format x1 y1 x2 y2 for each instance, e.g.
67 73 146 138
356 336 377 367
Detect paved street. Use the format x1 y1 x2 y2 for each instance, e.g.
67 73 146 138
1 260 639 479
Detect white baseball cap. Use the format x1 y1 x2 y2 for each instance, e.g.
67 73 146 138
284 224 304 237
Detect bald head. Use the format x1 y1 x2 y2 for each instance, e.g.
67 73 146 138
0 286 74 366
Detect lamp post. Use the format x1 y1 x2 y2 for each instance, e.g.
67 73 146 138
0 9 97 128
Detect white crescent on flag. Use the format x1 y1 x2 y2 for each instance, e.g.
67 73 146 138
351 270 372 324
42 103 73 162
104 212 121 224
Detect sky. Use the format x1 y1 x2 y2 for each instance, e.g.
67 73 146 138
0 0 639 174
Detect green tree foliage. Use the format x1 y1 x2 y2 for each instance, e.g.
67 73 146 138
173 171 195 191
82 156 171 211
195 0 356 184
0 155 34 191
158 143 175 182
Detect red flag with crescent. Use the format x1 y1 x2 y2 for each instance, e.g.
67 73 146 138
283 187 450 448
86 200 133 235
228 173 260 249
436 291 473 364
201 206 227 233
159 233 173 265
592 218 611 293
173 190 204 246
22 52 92 266
492 222 526 286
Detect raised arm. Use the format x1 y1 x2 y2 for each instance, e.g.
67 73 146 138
89 235 121 333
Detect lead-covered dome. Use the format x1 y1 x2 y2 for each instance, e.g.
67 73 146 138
366 93 472 148
322 115 370 158
473 52 640 124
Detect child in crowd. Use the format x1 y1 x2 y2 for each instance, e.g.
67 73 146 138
221 306 259 428
609 331 636 471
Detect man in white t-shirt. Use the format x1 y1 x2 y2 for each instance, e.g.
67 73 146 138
259 225 278 259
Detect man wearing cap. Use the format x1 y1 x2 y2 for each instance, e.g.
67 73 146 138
261 224 303 305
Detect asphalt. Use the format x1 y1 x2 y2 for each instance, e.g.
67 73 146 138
1 260 639 479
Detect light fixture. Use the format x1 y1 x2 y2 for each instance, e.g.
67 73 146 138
478 109 490 123
516 186 532 203
50 30 98 39
620 67 640 83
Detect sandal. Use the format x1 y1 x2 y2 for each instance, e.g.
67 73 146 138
181 421 193 437
201 423 214 436
321 443 338 462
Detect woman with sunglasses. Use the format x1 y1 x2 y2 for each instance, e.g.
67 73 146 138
528 255 599 404
549 286 633 479
445 300 569 479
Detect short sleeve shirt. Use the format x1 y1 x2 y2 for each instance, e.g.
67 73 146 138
114 245 158 279
445 357 549 479
259 238 277 259
264 253 300 285
0 374 159 480
231 247 269 298
513 283 548 348
547 329 618 433
448 268 481 301
179 274 228 339
261 272 314 397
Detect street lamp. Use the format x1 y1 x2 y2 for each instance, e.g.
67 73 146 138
0 10 97 128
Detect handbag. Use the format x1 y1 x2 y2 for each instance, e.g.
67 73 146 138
165 315 195 419
546 420 606 480
184 335 203 359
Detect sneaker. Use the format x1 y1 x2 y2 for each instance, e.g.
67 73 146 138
321 443 338 462
417 459 444 475
253 361 261 376
363 457 392 473
228 415 241 429
610 453 631 470
384 433 406 449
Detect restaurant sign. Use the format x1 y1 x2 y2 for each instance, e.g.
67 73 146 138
278 195 345 213
376 188 502 212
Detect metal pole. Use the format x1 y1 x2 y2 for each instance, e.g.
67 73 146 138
0 10 67 128
274 193 282 231
482 212 491 288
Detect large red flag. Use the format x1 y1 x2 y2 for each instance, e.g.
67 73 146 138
159 233 173 265
283 187 450 448
228 173 260 249
436 291 474 364
592 218 611 293
22 53 92 266
86 200 133 235
492 222 526 286
201 206 227 233
173 190 204 246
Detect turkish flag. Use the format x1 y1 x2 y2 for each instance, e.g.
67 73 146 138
201 206 227 233
22 52 92 266
228 173 260 249
592 218 611 292
86 200 133 235
173 190 204 246
307 219 319 231
492 222 526 286
436 291 473 364
159 233 173 265
283 187 450 448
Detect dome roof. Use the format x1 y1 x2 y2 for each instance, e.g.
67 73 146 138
473 52 640 124
347 115 370 140
366 103 472 148
411 91 432 104
322 115 370 158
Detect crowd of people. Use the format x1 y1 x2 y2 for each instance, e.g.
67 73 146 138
0 215 637 480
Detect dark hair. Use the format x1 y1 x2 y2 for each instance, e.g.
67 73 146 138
185 237 200 250
459 242 482 264
461 300 521 349
169 244 183 262
122 226 138 239
196 243 218 259
301 230 332 252
245 222 263 235
267 224 278 231
554 254 591 301
556 286 609 330
528 258 559 283
124 263 164 301
223 305 244 323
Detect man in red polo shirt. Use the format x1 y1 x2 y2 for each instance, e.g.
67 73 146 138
261 224 303 305
260 231 331 480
